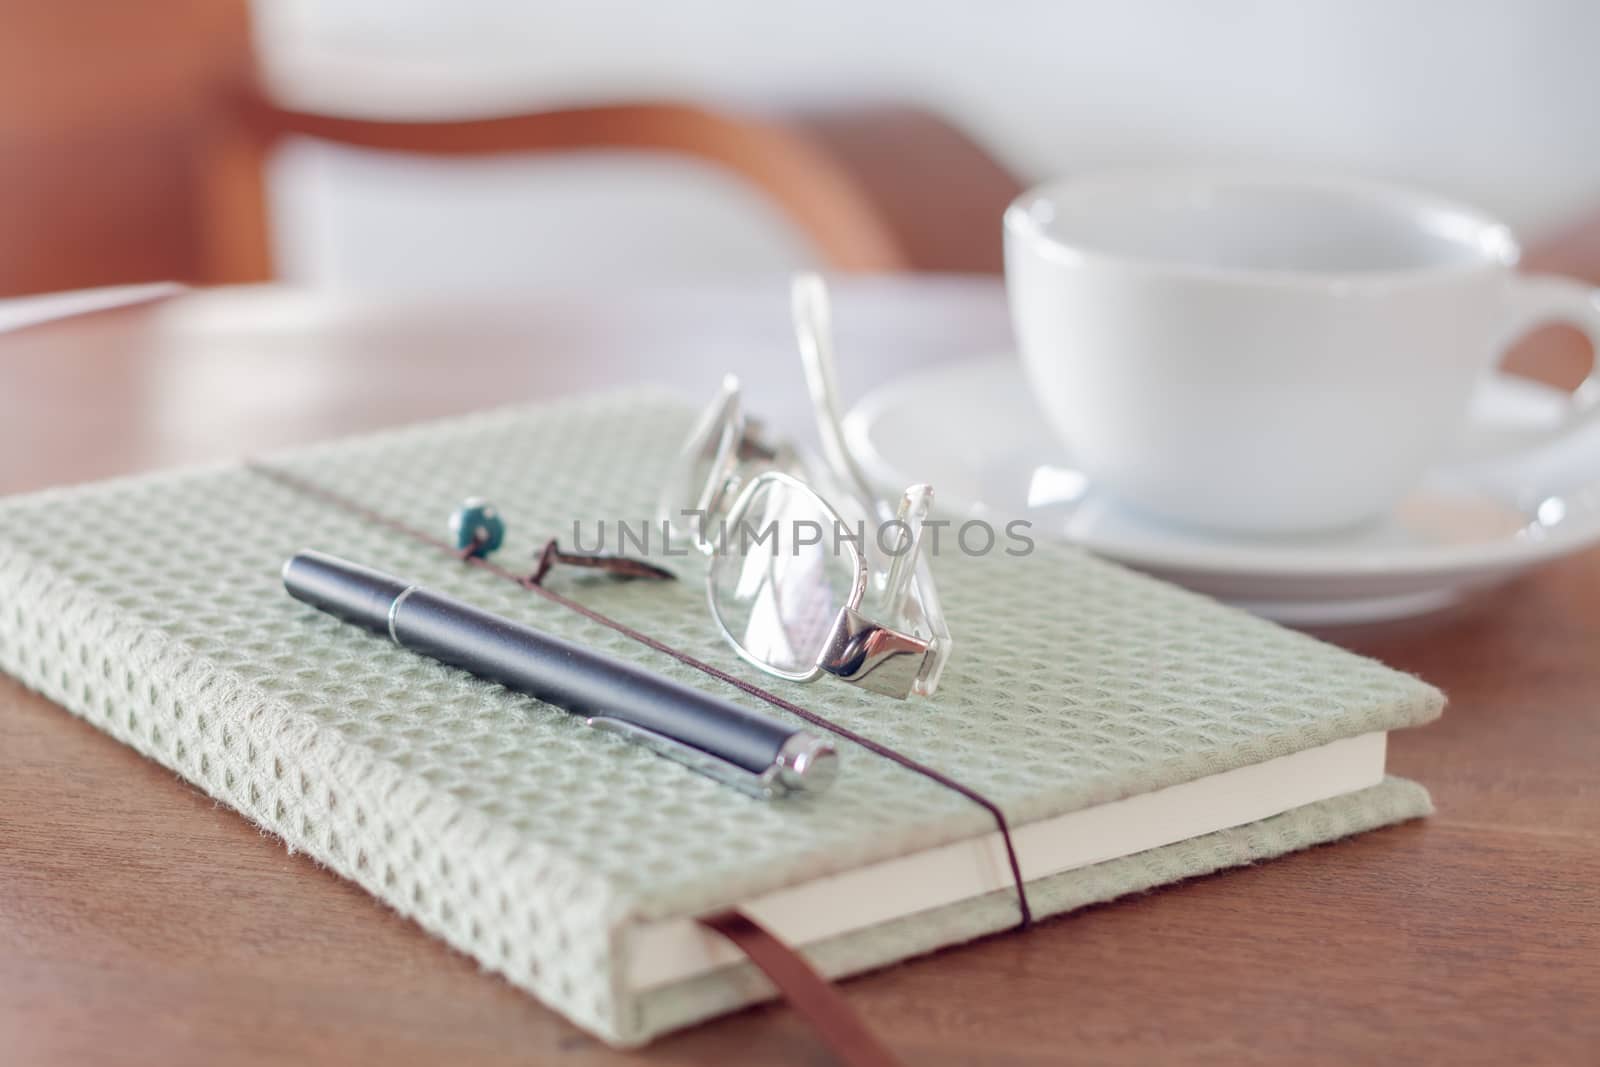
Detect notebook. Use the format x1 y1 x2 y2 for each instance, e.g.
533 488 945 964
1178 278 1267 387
0 390 1443 1047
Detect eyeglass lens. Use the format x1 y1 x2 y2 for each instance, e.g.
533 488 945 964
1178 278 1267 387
708 477 860 676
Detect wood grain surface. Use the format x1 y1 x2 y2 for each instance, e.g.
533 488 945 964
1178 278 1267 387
1 278 1596 1065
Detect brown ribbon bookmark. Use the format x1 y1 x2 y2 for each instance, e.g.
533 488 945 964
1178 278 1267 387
699 911 905 1067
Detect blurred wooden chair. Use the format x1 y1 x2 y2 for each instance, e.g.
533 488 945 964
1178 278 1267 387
200 92 1024 285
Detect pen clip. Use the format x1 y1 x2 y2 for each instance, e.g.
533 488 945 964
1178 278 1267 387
585 715 788 799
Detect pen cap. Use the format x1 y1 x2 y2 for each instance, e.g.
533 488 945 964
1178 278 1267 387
283 550 411 635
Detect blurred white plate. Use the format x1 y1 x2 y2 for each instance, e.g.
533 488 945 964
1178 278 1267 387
844 355 1600 624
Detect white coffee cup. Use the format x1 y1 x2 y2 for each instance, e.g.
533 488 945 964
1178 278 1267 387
1004 170 1600 534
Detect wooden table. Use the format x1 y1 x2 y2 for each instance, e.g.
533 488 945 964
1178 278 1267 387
3 280 1596 1065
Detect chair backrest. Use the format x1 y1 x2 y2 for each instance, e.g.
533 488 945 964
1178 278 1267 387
200 95 917 285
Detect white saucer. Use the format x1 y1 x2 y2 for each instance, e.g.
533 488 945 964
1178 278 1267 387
844 356 1600 624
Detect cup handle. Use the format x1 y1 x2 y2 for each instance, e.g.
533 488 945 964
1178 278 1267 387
1495 274 1600 446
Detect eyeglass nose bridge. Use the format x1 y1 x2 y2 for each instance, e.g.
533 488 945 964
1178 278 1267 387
817 605 931 699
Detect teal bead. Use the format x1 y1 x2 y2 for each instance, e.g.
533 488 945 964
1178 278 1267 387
449 497 505 557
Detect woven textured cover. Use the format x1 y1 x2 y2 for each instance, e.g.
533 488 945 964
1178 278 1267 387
0 391 1443 1046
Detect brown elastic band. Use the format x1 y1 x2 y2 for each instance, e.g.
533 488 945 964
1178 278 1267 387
699 910 905 1067
248 462 1033 929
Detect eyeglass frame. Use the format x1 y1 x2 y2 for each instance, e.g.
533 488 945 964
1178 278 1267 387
673 378 947 700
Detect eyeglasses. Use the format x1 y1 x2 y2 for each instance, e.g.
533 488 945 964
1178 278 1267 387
658 275 952 699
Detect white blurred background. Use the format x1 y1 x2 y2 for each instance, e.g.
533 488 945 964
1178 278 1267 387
4 0 1597 296
250 0 1600 288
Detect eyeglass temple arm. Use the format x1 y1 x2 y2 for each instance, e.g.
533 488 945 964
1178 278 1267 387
881 483 933 620
791 272 889 523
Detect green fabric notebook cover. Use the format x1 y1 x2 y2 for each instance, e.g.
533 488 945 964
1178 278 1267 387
0 390 1443 1046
